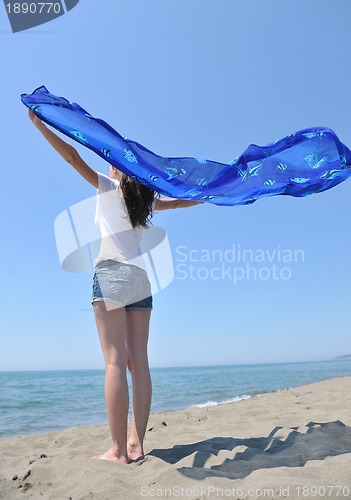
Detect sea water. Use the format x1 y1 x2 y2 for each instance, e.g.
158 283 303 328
1 359 350 438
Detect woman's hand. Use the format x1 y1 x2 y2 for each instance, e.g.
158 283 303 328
28 108 44 128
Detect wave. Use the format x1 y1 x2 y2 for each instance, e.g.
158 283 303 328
190 387 291 409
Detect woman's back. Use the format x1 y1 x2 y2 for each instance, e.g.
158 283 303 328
94 171 147 271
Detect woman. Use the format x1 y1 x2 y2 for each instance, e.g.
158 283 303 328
28 109 203 464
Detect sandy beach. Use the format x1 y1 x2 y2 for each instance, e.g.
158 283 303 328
1 376 350 500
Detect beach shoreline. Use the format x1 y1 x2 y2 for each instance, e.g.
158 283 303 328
2 360 351 440
1 375 351 499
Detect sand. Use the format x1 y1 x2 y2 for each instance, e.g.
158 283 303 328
1 376 351 500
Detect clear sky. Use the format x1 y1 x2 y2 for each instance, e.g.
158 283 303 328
1 0 350 371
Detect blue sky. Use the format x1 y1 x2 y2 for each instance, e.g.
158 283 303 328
1 0 350 370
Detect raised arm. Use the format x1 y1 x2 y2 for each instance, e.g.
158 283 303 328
28 109 98 188
154 197 204 210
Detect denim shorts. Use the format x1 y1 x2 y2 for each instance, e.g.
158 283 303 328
92 260 153 311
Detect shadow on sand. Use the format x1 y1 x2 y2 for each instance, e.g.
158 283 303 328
148 420 351 479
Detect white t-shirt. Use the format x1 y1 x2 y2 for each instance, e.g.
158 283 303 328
94 172 151 271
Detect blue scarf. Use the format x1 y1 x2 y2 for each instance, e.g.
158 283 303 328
21 86 351 206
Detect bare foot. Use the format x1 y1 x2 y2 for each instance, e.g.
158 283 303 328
127 441 144 462
92 447 129 464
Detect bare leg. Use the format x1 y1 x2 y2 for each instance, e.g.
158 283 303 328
126 309 152 461
92 301 129 463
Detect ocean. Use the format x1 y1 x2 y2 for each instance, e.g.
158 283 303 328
1 359 351 438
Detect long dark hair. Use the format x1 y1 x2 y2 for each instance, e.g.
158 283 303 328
120 174 157 228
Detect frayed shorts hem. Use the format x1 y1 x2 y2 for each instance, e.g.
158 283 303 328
91 298 153 311
91 298 123 306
